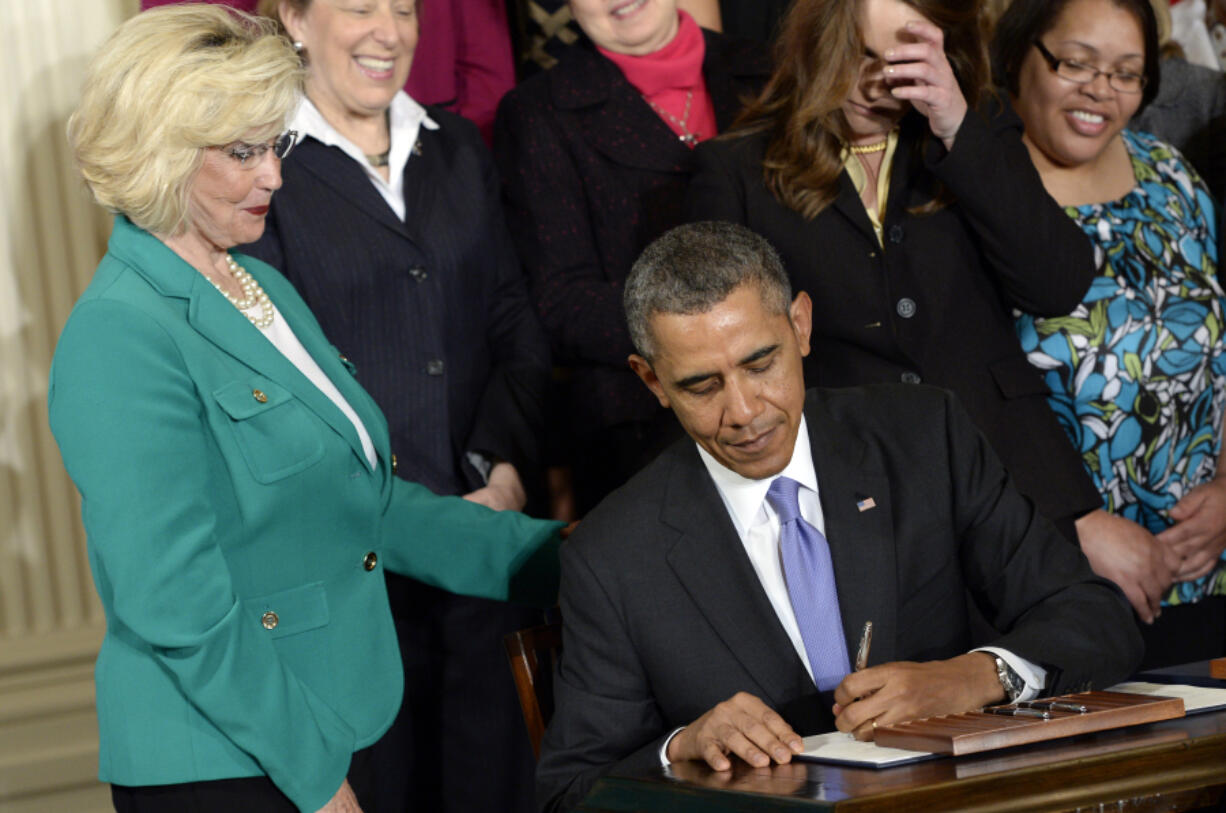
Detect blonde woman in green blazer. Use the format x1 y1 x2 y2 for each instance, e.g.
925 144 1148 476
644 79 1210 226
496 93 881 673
49 7 560 812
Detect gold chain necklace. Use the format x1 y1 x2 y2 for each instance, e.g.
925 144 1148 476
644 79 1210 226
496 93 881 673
849 139 889 154
645 89 699 147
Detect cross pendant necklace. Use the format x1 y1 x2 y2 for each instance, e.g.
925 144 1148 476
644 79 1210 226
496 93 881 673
645 89 699 147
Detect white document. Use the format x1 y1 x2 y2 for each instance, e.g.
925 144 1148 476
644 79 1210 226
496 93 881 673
795 730 936 769
1107 682 1226 714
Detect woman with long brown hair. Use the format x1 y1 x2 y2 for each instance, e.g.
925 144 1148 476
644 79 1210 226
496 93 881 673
688 0 1100 539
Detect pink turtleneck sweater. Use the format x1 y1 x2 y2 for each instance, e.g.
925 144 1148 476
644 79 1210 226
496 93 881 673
598 11 717 148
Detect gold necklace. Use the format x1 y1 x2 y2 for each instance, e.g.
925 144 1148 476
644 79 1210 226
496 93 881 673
849 140 889 154
644 89 699 147
208 254 275 329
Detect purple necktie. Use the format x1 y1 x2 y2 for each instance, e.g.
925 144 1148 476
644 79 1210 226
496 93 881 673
766 476 850 691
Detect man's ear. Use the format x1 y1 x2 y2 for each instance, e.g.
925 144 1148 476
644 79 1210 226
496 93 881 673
628 354 671 409
789 291 813 358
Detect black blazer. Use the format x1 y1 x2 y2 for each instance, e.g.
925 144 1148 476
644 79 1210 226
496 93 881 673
536 386 1142 812
244 109 550 498
493 31 769 431
687 106 1101 530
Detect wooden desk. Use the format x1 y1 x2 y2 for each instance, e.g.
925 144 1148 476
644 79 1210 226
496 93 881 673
577 709 1226 812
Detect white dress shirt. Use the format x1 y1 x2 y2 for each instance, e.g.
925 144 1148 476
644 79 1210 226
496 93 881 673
659 417 1044 765
245 301 377 471
288 90 438 222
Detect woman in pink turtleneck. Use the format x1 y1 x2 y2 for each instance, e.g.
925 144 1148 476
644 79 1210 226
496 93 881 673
494 0 768 517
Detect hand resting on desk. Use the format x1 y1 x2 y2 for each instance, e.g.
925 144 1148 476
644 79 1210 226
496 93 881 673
665 691 805 771
832 652 1005 740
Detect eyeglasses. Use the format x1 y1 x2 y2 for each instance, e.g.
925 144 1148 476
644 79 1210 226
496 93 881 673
218 130 298 166
1032 41 1146 93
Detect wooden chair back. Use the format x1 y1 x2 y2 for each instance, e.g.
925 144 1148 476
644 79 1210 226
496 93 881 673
504 621 563 759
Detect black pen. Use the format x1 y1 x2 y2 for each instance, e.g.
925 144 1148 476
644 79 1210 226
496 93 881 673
1017 700 1088 714
983 707 1050 719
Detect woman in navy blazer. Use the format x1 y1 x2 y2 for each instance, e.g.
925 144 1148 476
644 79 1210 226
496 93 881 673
51 7 560 811
241 2 553 810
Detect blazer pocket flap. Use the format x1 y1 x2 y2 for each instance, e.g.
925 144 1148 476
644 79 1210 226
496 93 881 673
989 356 1051 399
245 581 330 639
213 379 292 420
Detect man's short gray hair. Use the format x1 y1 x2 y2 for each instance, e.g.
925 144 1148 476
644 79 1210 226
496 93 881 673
624 222 793 360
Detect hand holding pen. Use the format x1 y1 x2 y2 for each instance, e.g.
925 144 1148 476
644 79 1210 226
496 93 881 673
833 647 1009 741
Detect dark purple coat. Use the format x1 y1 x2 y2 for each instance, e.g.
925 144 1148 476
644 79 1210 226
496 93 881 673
493 31 768 432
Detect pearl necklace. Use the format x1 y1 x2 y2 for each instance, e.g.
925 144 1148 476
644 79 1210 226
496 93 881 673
209 254 275 329
644 89 699 147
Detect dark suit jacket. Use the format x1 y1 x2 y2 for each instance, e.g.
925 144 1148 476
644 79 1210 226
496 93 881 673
536 386 1142 813
493 31 769 431
243 109 550 498
687 106 1101 531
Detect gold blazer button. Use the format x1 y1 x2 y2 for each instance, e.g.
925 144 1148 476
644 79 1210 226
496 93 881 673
261 611 279 630
363 552 378 571
391 453 398 474
252 389 268 403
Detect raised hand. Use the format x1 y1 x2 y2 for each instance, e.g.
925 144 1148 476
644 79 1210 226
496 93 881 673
883 19 968 150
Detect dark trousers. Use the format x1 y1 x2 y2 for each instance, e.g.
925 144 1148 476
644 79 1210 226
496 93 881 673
1138 595 1226 671
112 746 375 812
376 571 542 813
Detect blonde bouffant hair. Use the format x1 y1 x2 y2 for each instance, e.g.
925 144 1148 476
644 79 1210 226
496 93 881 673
68 4 303 236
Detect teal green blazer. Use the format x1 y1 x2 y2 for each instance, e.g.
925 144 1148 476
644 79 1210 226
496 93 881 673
48 217 561 812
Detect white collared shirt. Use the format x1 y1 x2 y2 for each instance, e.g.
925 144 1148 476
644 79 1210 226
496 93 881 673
288 91 439 222
696 416 827 679
660 418 1045 765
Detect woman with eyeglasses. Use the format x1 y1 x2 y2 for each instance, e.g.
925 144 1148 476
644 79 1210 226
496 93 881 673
51 7 561 811
997 0 1226 667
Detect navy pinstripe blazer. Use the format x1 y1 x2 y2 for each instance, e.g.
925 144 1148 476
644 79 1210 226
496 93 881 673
242 108 550 497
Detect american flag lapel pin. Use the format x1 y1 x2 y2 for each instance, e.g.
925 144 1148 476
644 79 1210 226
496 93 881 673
855 494 876 512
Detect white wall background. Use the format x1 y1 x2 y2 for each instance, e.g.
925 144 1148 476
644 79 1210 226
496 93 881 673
0 2 139 810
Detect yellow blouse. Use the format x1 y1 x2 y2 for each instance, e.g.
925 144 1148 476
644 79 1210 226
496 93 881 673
841 129 901 247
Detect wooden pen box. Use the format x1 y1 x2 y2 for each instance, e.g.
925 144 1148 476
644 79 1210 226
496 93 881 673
874 691 1185 755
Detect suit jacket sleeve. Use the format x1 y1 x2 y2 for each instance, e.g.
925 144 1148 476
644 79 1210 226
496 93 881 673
464 134 552 477
494 88 638 367
48 300 354 813
535 538 675 813
939 390 1143 691
924 103 1096 316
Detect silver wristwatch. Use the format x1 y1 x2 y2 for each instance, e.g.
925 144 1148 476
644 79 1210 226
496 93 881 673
994 656 1024 703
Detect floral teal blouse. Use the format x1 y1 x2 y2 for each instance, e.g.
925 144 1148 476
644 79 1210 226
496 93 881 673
1016 129 1226 605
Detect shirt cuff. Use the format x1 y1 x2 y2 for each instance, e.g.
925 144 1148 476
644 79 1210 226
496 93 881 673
659 726 686 767
465 450 493 484
973 646 1047 702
